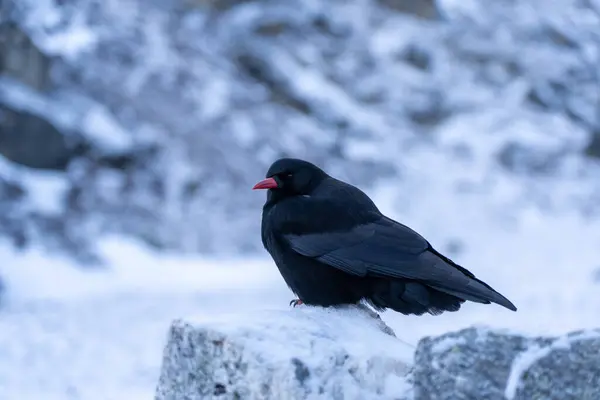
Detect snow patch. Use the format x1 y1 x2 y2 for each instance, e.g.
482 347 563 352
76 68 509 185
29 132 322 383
431 335 467 354
185 306 410 363
2 236 283 304
158 306 413 399
0 155 68 214
82 105 134 154
504 330 600 399
19 0 98 58
0 77 86 132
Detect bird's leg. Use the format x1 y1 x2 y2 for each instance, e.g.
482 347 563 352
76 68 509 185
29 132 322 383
289 299 304 307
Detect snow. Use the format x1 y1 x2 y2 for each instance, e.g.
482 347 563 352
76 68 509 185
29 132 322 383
0 155 69 215
0 240 290 400
21 173 69 215
504 330 600 399
2 0 600 398
2 237 283 304
430 335 467 355
0 78 48 115
504 343 551 399
1 182 600 399
40 17 98 60
0 77 83 132
0 76 134 155
18 0 98 59
2 99 600 399
376 188 600 342
183 306 408 363
124 10 179 96
158 307 412 399
6 0 598 256
81 105 134 154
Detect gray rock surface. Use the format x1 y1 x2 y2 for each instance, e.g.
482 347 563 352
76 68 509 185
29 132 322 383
0 20 52 91
414 326 600 400
155 306 413 400
0 104 80 170
156 311 600 400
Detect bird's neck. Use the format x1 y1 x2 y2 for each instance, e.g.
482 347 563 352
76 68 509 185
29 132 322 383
264 189 285 209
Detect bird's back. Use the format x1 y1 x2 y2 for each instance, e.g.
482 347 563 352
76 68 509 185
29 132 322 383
311 177 381 213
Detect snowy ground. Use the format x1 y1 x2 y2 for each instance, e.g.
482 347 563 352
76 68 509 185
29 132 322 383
0 238 289 400
2 121 600 399
2 0 599 397
2 109 598 400
1 196 599 400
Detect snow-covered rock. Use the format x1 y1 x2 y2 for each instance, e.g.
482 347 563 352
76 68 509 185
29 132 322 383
414 326 600 400
155 305 413 400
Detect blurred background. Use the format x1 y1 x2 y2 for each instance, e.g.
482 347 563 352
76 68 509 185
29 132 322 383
0 0 599 398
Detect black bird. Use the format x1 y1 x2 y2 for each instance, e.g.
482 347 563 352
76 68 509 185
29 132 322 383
253 158 517 315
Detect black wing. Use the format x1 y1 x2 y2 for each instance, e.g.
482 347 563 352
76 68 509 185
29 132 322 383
284 216 429 276
283 216 516 310
284 216 428 276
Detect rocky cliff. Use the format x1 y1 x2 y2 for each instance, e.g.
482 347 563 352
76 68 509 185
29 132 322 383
1 0 598 260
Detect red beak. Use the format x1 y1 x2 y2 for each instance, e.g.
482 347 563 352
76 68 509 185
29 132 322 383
252 177 279 190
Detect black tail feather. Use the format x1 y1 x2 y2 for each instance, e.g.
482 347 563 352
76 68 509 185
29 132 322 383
368 280 465 316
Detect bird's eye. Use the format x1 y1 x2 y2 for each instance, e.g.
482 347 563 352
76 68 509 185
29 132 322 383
285 173 293 178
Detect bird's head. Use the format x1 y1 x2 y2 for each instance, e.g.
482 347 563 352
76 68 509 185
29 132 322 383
252 158 328 199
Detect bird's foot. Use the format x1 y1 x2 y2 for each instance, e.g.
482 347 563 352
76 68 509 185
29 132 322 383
289 299 304 307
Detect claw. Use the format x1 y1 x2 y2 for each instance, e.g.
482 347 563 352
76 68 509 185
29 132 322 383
289 299 304 307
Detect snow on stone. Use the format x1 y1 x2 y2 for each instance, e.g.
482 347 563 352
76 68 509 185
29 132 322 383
156 306 413 400
269 49 389 132
4 0 599 256
38 14 98 60
81 105 134 154
0 77 48 114
124 10 179 96
0 77 90 136
21 172 69 215
18 0 98 59
0 79 135 155
504 329 600 399
430 335 467 355
0 154 68 215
